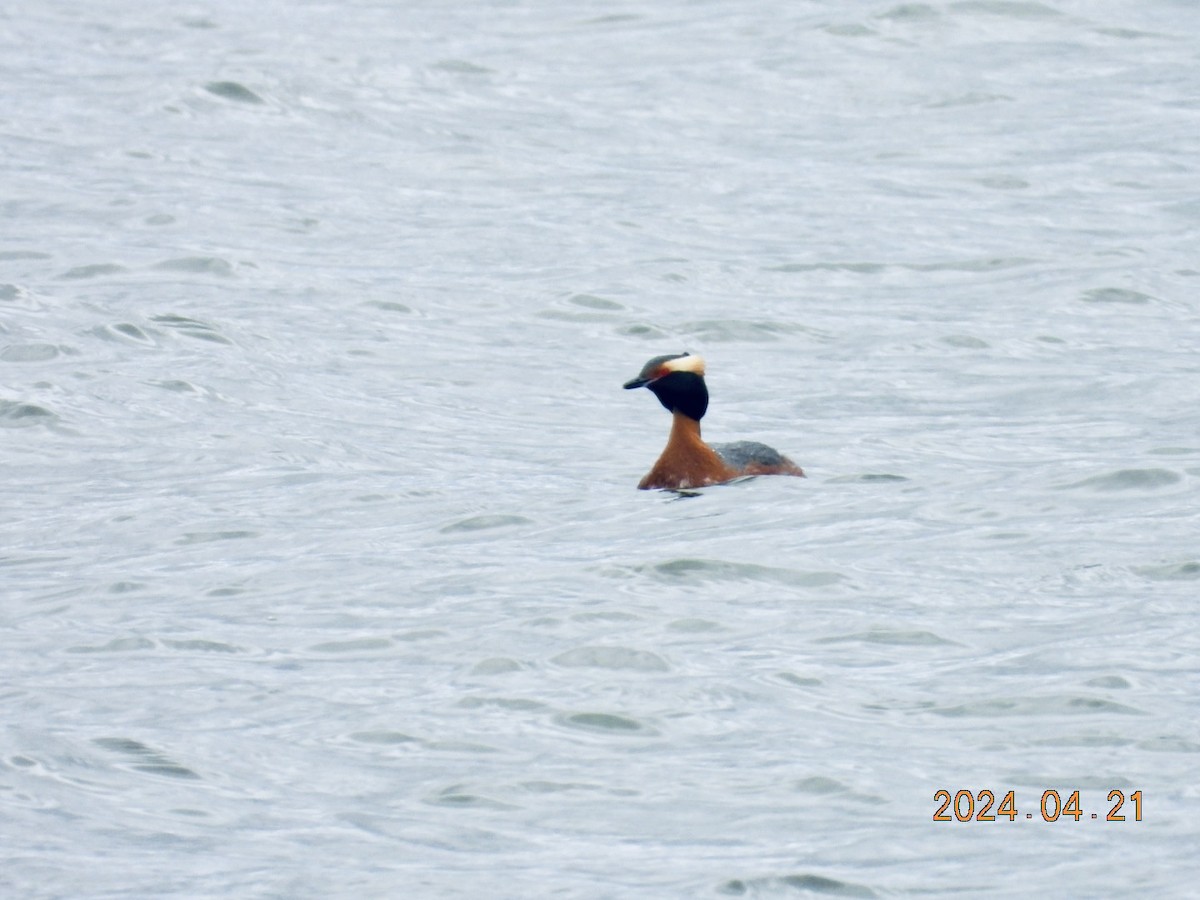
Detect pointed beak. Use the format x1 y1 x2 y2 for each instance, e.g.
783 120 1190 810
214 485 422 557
623 376 649 390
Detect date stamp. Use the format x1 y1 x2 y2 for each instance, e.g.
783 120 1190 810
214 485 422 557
933 789 1142 823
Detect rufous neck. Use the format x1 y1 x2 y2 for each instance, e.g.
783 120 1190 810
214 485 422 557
668 410 704 444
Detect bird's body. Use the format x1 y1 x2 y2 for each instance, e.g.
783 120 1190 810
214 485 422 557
624 353 804 491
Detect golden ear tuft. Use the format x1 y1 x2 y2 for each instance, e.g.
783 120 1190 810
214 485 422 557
662 354 705 376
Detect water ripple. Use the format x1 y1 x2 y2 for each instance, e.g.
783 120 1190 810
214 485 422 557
1060 468 1182 491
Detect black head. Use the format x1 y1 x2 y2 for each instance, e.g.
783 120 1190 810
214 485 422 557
623 352 709 421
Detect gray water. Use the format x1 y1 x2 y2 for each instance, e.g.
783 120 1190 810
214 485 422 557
3 1 1199 897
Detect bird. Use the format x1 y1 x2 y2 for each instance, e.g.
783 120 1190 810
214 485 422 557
623 352 805 490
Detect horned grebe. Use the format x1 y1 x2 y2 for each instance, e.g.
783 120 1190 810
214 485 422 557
623 352 805 490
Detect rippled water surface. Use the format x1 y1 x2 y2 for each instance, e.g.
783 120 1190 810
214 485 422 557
4 1 1199 896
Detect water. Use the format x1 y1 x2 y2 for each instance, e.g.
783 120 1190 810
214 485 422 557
3 1 1198 896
